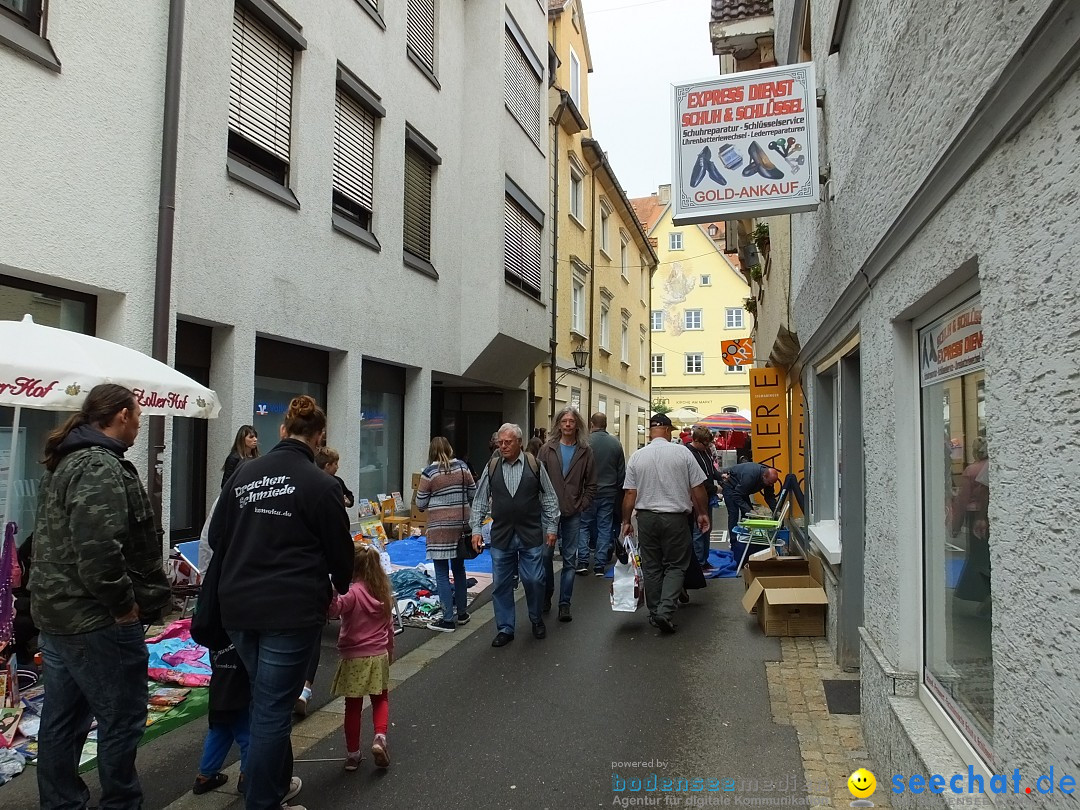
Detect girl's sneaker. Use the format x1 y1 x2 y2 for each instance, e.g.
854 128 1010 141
344 751 363 772
371 734 390 768
427 619 456 632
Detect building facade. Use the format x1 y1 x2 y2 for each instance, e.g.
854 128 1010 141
717 0 1080 804
631 186 752 420
0 0 551 545
536 0 656 454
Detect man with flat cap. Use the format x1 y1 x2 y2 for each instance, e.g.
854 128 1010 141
620 413 710 634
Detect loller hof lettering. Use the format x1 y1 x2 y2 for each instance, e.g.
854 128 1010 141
132 388 190 410
0 376 60 399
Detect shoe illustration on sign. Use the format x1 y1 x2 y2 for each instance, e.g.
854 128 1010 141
742 140 786 180
690 146 726 187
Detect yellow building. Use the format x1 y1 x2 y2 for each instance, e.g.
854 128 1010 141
534 0 658 453
630 185 752 419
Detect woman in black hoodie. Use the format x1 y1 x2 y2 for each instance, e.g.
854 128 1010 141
208 395 353 810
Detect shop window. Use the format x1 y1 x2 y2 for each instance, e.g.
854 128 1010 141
919 294 992 760
170 321 211 544
359 359 405 500
0 276 95 539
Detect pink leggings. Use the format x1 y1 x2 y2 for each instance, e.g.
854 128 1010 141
344 692 389 752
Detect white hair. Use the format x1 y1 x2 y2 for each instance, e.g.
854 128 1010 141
498 423 523 441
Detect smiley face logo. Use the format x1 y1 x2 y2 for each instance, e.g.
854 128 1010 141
847 768 877 798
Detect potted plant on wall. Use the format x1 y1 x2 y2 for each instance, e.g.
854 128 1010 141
744 297 757 316
749 263 763 283
752 222 770 254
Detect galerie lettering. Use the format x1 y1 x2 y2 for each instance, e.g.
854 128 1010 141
891 766 1076 796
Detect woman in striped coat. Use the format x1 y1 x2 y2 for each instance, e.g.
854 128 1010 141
415 437 477 632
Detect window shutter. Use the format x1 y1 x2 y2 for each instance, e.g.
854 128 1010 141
406 0 436 71
229 6 293 163
504 196 542 298
333 89 375 212
503 29 542 144
403 145 432 261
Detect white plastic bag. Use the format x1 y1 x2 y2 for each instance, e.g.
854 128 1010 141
610 536 643 613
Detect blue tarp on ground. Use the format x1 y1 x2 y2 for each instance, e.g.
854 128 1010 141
603 547 740 579
386 535 493 574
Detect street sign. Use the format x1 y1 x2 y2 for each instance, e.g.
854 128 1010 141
722 338 754 367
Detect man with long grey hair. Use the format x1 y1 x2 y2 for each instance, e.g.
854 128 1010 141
470 424 560 646
536 407 596 623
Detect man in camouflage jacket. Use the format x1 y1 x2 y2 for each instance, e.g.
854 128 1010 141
31 393 170 810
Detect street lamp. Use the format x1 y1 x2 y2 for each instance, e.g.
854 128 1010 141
554 343 590 385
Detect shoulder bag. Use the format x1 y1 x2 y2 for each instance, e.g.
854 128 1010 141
454 462 479 560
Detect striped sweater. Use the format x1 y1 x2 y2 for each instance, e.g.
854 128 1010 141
415 459 477 559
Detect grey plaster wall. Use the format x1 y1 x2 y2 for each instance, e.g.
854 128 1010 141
775 0 1080 790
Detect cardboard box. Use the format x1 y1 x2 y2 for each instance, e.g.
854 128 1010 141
741 556 827 637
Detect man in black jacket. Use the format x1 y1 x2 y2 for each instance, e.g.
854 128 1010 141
208 396 353 810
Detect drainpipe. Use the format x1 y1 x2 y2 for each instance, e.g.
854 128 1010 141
148 0 186 545
586 157 598 412
549 104 563 427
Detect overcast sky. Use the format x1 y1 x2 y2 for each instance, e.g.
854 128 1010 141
578 0 718 199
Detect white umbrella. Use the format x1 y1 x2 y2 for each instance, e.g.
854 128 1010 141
665 407 704 426
0 314 221 529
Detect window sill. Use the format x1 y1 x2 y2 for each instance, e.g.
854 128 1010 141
407 47 441 90
332 214 381 252
226 159 300 209
0 15 60 72
569 213 587 231
353 0 386 29
570 328 588 341
621 274 630 284
599 247 612 261
620 360 631 368
599 346 611 356
808 520 841 565
404 250 438 279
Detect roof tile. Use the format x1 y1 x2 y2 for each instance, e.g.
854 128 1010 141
710 0 773 24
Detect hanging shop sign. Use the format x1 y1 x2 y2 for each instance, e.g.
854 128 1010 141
919 296 983 387
671 63 819 225
721 338 754 367
750 368 790 474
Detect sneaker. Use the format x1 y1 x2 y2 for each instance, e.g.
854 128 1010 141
457 612 471 625
649 615 677 634
371 734 390 768
594 569 605 577
283 776 302 803
344 752 363 772
575 566 589 575
427 619 456 633
192 773 228 795
558 604 572 623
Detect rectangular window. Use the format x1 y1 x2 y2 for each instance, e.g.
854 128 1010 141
639 337 646 376
600 205 610 253
503 21 543 145
229 5 295 185
571 278 586 334
570 168 584 222
621 238 629 280
685 352 703 374
570 387 581 410
725 307 744 329
700 274 711 286
332 88 376 233
403 136 436 265
640 267 648 302
684 309 702 330
569 46 581 107
920 295 992 759
600 304 610 350
669 232 683 251
406 0 436 74
0 0 41 31
504 191 543 300
650 310 664 331
727 363 745 373
597 394 607 414
620 322 629 364
651 353 665 374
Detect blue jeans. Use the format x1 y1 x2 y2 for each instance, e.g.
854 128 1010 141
198 709 251 777
580 495 616 571
543 513 582 606
433 556 469 624
38 622 149 810
228 627 319 810
489 533 545 635
693 523 711 566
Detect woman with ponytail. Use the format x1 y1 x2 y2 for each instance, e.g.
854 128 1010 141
206 394 353 810
31 383 171 809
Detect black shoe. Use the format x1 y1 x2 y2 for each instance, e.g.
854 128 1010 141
558 604 572 623
678 590 690 604
491 632 514 648
192 773 228 795
543 599 551 615
575 566 589 576
457 612 471 625
649 615 677 634
532 622 547 639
